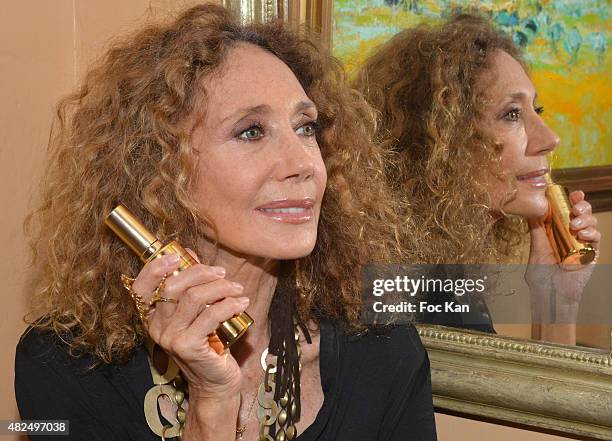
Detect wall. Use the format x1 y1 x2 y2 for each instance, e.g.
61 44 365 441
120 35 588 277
0 2 609 440
1 2 204 440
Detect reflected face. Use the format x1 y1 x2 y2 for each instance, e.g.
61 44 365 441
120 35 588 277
481 50 560 219
191 44 327 260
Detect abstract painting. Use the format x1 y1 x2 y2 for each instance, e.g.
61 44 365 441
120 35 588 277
333 0 611 168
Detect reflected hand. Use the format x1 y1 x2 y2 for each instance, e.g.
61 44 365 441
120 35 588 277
525 190 600 323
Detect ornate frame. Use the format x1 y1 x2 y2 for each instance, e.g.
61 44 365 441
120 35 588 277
222 1 612 439
420 325 611 439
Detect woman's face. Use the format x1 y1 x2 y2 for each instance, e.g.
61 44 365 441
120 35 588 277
482 49 560 219
191 43 327 260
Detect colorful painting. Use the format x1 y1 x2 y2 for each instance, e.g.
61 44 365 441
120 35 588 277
333 0 611 169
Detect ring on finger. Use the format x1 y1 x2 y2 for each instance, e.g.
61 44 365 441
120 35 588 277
149 273 178 307
150 296 179 306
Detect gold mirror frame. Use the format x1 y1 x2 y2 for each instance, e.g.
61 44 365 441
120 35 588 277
222 1 612 438
420 325 611 439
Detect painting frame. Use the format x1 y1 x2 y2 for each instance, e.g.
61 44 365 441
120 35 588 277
223 1 612 438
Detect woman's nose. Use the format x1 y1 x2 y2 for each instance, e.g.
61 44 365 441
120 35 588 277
527 114 560 156
274 131 316 182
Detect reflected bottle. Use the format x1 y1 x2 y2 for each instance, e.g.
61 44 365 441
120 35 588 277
544 174 596 267
105 204 254 352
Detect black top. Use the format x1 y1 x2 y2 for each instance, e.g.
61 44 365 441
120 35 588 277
15 319 437 441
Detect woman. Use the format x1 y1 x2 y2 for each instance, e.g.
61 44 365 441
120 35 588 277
354 14 601 342
15 4 435 441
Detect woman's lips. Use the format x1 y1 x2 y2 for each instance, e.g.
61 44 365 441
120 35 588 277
516 169 549 189
255 199 315 224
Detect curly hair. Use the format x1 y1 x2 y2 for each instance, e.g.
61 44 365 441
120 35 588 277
23 4 410 364
354 13 527 264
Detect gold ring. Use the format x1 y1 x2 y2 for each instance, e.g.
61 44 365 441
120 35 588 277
150 296 179 306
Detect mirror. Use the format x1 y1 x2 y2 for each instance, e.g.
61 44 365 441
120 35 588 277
224 0 612 438
321 3 611 435
327 0 612 350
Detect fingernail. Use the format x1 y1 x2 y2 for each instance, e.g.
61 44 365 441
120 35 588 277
232 282 244 292
163 253 181 265
571 218 583 227
212 266 226 277
239 297 250 307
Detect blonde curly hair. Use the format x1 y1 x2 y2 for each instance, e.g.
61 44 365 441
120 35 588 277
23 4 410 364
354 13 527 265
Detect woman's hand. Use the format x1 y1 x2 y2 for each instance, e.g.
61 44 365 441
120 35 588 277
526 190 601 323
131 248 249 400
528 190 600 265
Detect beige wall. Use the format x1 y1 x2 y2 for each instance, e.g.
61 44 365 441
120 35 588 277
1 2 74 437
1 1 205 440
0 2 608 441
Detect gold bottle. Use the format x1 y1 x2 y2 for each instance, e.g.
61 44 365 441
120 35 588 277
544 174 596 266
105 204 253 350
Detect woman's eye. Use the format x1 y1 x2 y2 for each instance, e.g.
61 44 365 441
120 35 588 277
238 125 264 141
296 121 320 137
503 108 521 121
535 106 544 115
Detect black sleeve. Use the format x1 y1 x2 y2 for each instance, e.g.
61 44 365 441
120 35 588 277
14 328 122 441
386 351 437 441
378 326 437 441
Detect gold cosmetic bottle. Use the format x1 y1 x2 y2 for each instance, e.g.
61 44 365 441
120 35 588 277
544 174 596 267
105 204 254 351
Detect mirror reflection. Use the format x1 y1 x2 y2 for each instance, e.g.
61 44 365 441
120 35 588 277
333 1 610 348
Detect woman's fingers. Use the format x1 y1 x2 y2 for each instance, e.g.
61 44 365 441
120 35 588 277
570 215 600 249
568 189 585 204
161 264 227 303
149 264 231 329
131 253 181 303
133 255 224 303
567 191 600 249
130 251 231 331
157 278 244 326
570 213 598 231
576 227 601 246
152 282 249 357
570 200 592 217
186 295 250 344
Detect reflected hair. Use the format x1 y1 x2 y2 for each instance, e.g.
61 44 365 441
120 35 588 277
354 13 527 264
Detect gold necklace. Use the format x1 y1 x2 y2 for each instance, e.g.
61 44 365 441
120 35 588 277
237 324 301 441
143 338 186 440
257 326 301 441
143 324 301 441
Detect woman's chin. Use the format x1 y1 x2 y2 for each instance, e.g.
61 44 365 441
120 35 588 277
504 196 549 219
259 239 317 260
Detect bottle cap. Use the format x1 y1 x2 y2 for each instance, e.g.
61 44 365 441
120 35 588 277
105 204 162 261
